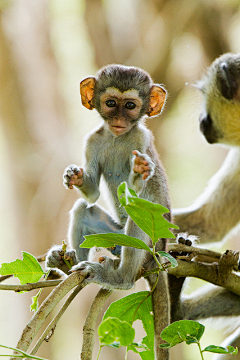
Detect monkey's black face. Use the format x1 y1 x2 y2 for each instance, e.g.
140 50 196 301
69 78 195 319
198 54 240 146
216 60 240 100
99 88 144 136
199 113 220 144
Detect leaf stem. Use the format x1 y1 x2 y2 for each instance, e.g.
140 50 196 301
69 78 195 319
0 344 48 360
131 242 164 322
152 244 163 271
197 342 204 360
96 346 102 360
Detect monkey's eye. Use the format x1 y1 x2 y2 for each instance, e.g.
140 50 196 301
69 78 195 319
106 100 117 108
125 102 136 110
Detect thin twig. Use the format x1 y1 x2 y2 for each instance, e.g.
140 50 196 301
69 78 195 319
81 288 113 360
0 275 12 283
10 271 84 360
30 284 83 356
0 280 62 292
168 243 222 259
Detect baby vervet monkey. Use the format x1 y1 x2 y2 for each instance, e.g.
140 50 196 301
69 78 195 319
46 64 171 359
173 52 240 245
173 53 240 360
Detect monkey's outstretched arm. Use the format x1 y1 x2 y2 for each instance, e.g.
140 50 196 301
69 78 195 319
173 148 240 243
63 140 101 204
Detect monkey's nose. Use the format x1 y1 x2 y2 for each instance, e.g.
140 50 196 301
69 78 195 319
199 114 219 144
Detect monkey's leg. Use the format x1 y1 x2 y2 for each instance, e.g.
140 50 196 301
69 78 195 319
180 285 240 320
172 284 240 360
71 218 147 289
68 198 123 261
46 199 123 273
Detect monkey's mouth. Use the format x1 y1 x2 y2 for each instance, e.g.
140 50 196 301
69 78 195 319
111 125 127 135
113 126 125 129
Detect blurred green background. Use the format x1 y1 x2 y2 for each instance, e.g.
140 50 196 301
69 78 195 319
0 0 240 359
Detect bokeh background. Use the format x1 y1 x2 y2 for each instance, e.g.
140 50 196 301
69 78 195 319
0 0 240 359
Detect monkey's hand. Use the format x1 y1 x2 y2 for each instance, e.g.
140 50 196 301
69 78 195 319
63 164 84 189
45 245 78 274
132 150 155 180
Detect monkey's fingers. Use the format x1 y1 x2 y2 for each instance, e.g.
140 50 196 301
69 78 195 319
76 168 84 177
132 150 139 156
133 164 150 173
69 178 84 188
132 150 150 166
142 171 150 180
68 168 84 188
133 164 144 174
135 158 149 167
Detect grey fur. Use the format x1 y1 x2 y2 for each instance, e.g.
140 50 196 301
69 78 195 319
69 125 170 289
173 53 240 359
174 52 240 244
46 65 170 359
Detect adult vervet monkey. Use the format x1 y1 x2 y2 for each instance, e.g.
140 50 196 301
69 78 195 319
174 53 240 360
174 53 240 244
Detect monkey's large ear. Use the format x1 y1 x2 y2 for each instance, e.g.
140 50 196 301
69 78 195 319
147 85 167 117
80 77 96 110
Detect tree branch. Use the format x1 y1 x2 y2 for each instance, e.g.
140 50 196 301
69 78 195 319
10 272 85 359
168 243 222 260
168 243 240 271
81 288 113 360
0 280 62 292
168 259 240 295
30 284 83 356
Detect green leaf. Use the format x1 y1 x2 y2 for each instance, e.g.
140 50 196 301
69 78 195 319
157 251 178 268
118 182 138 206
185 335 199 345
118 182 178 245
203 345 238 354
98 317 135 347
81 233 152 253
103 291 154 360
127 342 150 354
160 320 205 349
227 346 238 355
0 252 44 285
30 289 42 312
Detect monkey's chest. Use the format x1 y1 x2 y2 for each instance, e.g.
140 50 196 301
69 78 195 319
101 155 130 186
98 132 142 189
100 155 130 226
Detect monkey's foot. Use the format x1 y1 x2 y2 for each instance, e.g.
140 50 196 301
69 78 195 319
177 233 193 247
169 233 196 261
71 257 134 290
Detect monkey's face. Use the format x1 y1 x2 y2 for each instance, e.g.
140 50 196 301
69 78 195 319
80 65 167 136
199 53 240 147
99 88 143 136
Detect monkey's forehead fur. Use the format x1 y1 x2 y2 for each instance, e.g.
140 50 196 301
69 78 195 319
95 64 154 98
197 52 240 92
